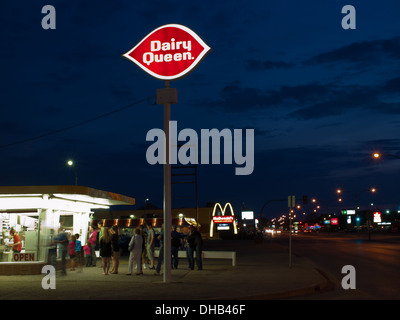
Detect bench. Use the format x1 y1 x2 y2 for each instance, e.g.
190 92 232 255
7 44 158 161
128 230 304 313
154 249 236 266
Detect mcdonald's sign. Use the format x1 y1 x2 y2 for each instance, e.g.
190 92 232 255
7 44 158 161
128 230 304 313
212 216 234 224
209 202 238 238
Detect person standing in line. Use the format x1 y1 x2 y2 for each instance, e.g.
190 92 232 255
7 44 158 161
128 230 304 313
127 227 143 276
99 227 112 275
68 234 76 271
54 228 69 275
48 229 57 269
154 224 164 276
183 229 194 270
146 223 155 269
88 226 97 267
75 234 83 272
139 224 147 270
97 222 104 268
97 221 104 240
187 226 203 270
83 243 91 267
110 225 120 274
171 226 184 269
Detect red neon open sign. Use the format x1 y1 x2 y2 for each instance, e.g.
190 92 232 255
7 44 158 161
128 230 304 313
13 253 35 262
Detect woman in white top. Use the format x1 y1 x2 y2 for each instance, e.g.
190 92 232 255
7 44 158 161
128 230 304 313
127 227 143 275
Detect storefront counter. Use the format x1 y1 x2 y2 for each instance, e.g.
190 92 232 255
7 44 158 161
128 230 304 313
0 261 45 275
0 251 11 262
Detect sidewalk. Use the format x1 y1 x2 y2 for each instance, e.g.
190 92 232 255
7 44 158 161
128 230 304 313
0 239 331 300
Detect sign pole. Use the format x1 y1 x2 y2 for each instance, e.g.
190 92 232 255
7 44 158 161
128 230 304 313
163 81 172 283
289 208 292 268
156 81 177 283
124 24 209 283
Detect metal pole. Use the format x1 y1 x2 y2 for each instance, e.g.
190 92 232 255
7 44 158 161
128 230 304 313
355 192 360 233
195 164 198 229
163 81 172 283
74 166 78 186
289 208 292 268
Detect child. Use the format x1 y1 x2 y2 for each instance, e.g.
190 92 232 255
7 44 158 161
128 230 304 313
75 233 83 272
84 243 91 267
68 234 76 271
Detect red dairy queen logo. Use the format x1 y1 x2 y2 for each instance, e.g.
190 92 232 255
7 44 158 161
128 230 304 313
123 24 211 80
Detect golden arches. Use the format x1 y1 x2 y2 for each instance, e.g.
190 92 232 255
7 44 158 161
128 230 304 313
209 202 238 237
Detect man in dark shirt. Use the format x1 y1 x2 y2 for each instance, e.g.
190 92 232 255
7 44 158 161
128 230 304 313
54 228 69 275
187 226 203 270
171 226 184 269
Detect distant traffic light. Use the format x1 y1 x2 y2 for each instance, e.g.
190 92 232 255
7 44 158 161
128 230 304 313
302 195 308 204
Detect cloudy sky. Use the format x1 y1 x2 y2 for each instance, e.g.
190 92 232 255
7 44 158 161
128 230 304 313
1 1 400 219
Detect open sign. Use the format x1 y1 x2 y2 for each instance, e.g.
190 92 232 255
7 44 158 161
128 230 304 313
13 253 35 262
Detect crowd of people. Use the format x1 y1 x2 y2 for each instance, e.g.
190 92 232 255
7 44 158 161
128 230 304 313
53 222 204 276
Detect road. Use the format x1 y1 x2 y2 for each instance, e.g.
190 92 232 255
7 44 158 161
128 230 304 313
271 232 400 299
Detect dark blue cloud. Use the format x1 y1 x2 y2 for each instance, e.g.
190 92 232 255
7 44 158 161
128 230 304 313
2 1 400 218
304 36 400 66
245 59 295 71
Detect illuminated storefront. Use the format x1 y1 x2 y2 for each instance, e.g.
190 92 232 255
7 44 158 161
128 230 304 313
0 186 135 274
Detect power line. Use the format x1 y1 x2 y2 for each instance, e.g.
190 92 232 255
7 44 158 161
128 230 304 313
0 95 155 150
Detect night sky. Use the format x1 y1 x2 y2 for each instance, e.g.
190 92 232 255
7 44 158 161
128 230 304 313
1 1 400 220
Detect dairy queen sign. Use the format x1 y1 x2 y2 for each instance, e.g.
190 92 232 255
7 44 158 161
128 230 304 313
123 24 211 80
122 24 210 283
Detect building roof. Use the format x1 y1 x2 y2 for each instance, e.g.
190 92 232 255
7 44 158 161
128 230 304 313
0 185 135 211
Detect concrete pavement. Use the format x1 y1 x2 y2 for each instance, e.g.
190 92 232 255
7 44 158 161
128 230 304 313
0 238 332 300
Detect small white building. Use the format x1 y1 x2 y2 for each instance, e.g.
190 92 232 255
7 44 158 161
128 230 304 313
0 185 135 274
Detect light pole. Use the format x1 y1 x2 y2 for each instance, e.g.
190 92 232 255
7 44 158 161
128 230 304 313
336 187 376 235
67 160 78 186
336 187 376 209
144 198 149 218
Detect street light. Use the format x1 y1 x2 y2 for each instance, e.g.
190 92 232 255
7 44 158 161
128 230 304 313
336 187 376 236
335 187 376 212
337 187 376 196
144 198 150 218
67 160 78 186
373 152 400 160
